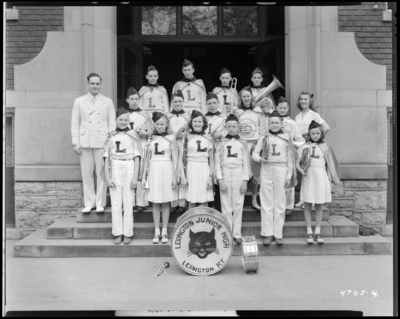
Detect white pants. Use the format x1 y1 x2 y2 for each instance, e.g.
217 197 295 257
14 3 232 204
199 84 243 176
260 165 287 238
220 167 245 238
80 148 107 208
285 187 295 209
109 160 135 237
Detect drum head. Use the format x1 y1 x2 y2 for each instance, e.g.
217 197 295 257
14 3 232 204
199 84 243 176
239 118 256 138
171 207 233 276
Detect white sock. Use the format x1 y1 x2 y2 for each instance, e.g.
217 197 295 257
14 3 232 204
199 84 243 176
155 228 160 236
307 227 313 235
161 227 167 235
315 227 321 234
252 195 259 204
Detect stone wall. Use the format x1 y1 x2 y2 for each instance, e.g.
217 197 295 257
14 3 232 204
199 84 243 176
331 180 387 227
338 2 392 90
15 182 82 238
6 6 64 90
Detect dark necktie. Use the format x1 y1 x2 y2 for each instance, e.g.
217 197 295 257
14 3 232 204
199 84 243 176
269 129 284 136
206 111 221 116
191 130 205 136
225 134 240 140
116 127 130 133
130 107 142 112
146 83 159 87
154 132 168 137
181 76 197 83
171 109 185 117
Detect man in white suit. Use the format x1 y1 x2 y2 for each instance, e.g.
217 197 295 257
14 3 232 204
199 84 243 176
71 73 116 213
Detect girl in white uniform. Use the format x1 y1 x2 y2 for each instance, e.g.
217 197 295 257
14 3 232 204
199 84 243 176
236 86 265 211
103 108 141 245
294 91 330 208
140 112 179 244
296 121 340 244
252 111 296 246
276 97 306 213
179 110 214 209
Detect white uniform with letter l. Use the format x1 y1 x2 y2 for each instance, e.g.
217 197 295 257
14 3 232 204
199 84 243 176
138 85 169 117
215 138 250 238
252 133 293 239
212 87 240 115
172 79 207 115
103 132 140 237
71 93 116 208
129 111 151 208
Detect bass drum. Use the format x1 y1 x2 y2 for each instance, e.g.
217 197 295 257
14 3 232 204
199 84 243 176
171 207 233 276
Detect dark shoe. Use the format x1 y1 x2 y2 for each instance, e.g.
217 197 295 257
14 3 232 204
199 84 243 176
314 233 324 244
114 235 123 245
123 236 132 245
136 206 145 213
177 206 186 214
275 238 283 245
285 209 293 215
306 234 314 244
234 238 243 244
263 236 274 246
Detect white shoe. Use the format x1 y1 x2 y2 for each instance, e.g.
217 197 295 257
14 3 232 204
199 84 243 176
161 234 168 244
96 206 104 213
152 235 160 244
295 201 304 208
82 207 92 213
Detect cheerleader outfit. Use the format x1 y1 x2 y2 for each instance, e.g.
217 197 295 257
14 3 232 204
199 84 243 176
179 132 214 203
144 133 178 203
297 142 332 204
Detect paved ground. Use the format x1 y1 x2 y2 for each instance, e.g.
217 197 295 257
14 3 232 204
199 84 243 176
4 239 394 316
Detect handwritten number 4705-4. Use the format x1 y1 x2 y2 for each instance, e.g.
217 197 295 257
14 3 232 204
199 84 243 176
340 290 378 298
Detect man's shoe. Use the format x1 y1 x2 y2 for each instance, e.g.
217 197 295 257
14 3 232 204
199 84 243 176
82 207 92 213
306 234 314 244
285 209 293 215
234 238 243 244
136 206 145 213
263 236 274 246
96 206 104 213
275 238 284 245
152 235 160 244
314 233 324 244
114 235 123 245
123 236 132 245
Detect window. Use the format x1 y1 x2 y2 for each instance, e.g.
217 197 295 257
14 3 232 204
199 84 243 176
140 6 260 38
117 47 137 100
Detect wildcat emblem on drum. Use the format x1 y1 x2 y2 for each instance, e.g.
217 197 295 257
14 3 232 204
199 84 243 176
171 207 233 276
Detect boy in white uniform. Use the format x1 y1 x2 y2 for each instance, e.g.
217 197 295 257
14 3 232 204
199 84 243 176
215 114 252 244
252 111 296 246
166 90 191 214
276 97 305 214
172 59 207 115
212 67 240 116
103 108 141 245
138 65 169 117
127 87 153 213
204 92 228 212
250 67 276 109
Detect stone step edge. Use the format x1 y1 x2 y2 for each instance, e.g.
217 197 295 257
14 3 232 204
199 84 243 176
14 230 392 257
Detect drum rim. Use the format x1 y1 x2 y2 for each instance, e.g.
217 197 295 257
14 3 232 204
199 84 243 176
238 118 257 138
171 207 234 276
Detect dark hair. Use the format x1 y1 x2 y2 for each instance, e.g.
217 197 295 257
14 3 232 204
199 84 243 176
188 113 208 133
152 114 170 135
87 72 102 83
304 126 324 142
296 91 315 111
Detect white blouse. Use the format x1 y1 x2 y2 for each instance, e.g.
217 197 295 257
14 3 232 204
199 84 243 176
294 110 326 135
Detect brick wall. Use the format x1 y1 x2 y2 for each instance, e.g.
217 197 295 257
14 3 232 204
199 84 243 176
6 6 64 90
338 2 392 90
15 182 83 237
331 180 387 227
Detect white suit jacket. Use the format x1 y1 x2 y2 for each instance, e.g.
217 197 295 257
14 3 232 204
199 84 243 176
71 93 116 148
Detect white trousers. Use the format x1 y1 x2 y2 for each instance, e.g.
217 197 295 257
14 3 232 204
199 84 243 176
109 160 135 237
285 187 295 209
220 167 245 238
260 165 287 238
80 148 107 208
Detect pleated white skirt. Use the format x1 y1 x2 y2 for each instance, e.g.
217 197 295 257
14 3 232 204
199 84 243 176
300 166 332 204
179 161 214 203
145 160 177 203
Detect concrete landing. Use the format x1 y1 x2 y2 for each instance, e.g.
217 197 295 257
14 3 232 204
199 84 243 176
14 229 392 258
5 240 393 315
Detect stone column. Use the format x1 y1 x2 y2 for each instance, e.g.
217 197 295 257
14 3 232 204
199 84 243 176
81 6 117 103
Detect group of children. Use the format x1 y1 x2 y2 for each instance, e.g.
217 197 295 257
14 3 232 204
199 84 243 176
101 59 341 247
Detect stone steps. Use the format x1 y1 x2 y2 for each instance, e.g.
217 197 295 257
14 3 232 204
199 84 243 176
14 229 392 258
76 207 330 223
47 216 358 240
